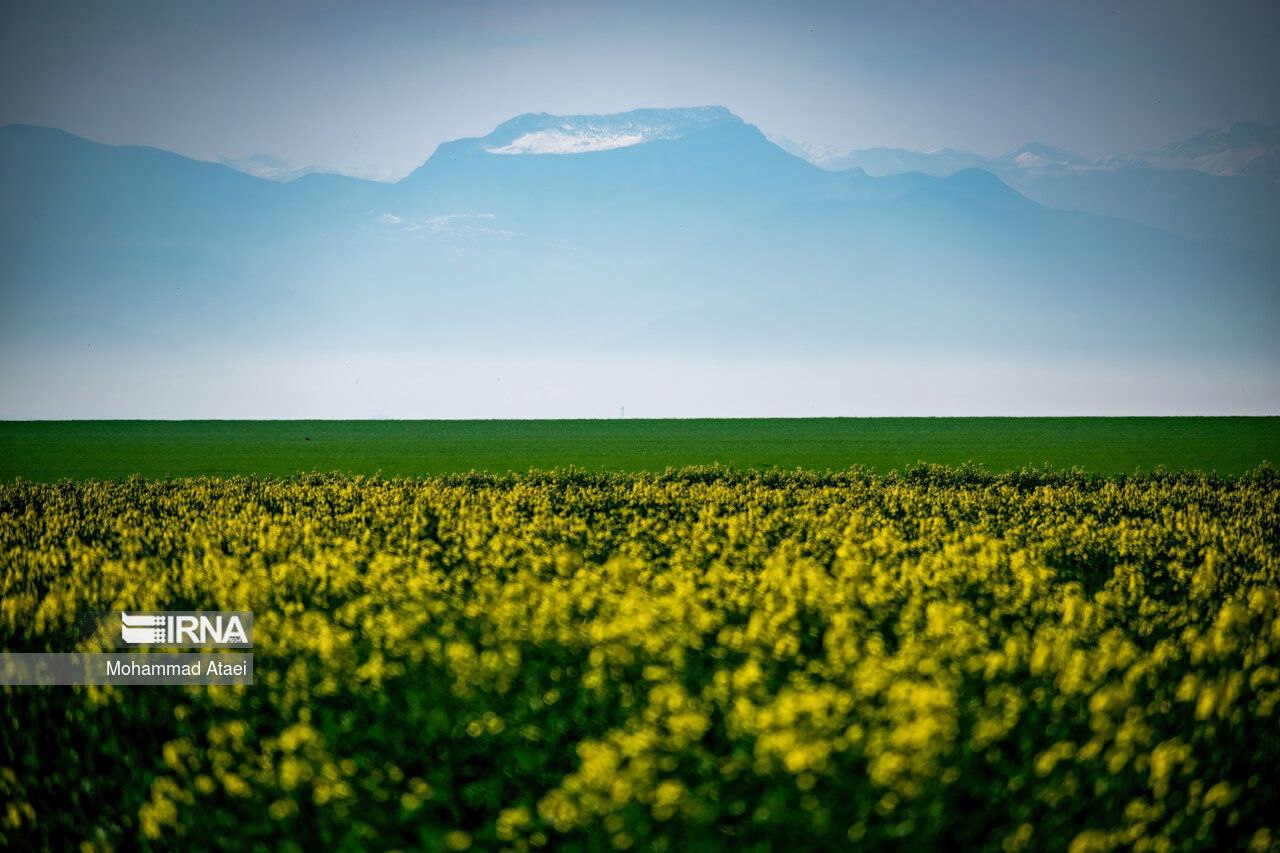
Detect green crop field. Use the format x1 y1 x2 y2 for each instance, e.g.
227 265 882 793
1 417 1277 480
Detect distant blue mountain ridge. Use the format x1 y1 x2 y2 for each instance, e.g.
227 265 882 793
772 121 1280 252
0 108 1275 371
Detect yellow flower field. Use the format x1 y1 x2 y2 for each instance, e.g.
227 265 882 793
2 467 1278 850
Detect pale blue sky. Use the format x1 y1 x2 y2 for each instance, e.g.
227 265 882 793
3 0 1278 174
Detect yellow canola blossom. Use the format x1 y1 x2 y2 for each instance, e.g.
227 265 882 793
1 466 1278 850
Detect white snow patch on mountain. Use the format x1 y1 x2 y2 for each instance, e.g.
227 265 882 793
487 129 648 155
480 107 736 156
765 134 852 166
219 154 403 182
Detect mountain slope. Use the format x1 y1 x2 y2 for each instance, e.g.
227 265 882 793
769 136 987 177
0 124 390 347
1137 122 1280 180
779 122 1280 251
999 162 1280 254
0 124 387 247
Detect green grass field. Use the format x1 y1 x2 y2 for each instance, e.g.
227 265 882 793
2 417 1277 480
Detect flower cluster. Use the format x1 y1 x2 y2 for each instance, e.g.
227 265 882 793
1 466 1277 850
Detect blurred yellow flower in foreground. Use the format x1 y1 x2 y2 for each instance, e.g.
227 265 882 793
1 466 1277 849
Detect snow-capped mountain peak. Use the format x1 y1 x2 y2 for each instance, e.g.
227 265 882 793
764 134 853 166
481 106 738 155
218 154 403 183
996 142 1091 169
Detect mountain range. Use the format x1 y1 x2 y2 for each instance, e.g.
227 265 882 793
217 154 402 184
773 122 1280 252
1 107 1276 416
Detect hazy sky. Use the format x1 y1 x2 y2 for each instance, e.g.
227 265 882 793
3 0 1278 175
